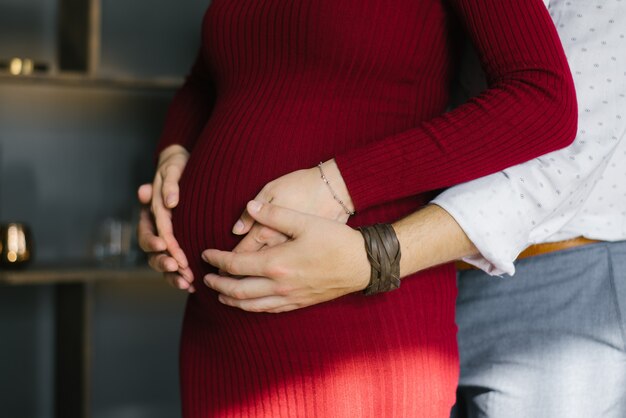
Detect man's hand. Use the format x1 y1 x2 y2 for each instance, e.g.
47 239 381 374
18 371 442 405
202 201 370 313
202 200 479 312
230 159 354 254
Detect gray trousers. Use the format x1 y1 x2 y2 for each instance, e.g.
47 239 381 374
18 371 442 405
452 241 626 418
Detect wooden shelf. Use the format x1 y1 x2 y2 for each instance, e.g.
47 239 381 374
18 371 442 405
0 73 182 91
0 266 161 286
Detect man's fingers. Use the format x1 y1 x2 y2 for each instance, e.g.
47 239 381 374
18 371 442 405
245 201 307 238
204 274 279 299
202 249 269 277
138 207 167 252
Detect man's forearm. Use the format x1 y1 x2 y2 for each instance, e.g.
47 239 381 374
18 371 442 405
393 204 478 278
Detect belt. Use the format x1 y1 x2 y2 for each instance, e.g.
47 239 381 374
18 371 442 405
455 237 602 271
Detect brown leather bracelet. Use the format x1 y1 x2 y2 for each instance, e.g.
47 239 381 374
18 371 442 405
357 224 402 296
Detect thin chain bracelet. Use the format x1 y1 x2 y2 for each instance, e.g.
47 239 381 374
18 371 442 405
317 162 356 216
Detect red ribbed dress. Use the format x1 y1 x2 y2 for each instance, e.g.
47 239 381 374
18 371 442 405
156 0 577 416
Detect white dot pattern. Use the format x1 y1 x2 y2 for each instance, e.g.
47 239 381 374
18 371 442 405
433 0 626 276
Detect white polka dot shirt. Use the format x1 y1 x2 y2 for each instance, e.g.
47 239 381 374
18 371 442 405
433 0 626 275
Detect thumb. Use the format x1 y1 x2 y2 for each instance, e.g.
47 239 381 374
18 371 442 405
138 183 153 205
245 200 307 238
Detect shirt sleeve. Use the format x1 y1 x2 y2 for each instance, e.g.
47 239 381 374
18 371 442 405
432 1 624 276
155 50 216 157
334 0 577 212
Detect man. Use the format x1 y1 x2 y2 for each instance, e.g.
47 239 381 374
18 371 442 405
138 0 626 416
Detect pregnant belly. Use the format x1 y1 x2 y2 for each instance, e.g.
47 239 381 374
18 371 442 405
170 95 428 303
171 106 340 281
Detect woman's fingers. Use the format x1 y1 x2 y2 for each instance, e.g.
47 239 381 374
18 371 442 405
161 164 184 209
232 188 271 235
148 253 179 273
202 248 271 278
156 145 189 208
231 224 264 253
232 211 255 235
152 145 190 261
152 173 189 269
164 272 195 293
137 183 153 205
177 266 195 283
244 200 306 238
138 207 167 253
217 294 295 313
139 184 195 285
204 274 280 299
232 224 289 253
140 147 195 293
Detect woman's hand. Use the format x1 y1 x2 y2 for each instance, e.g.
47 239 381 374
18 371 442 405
203 201 370 313
137 183 195 292
151 145 190 267
136 144 195 292
230 159 355 254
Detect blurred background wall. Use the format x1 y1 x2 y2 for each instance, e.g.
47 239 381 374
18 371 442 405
0 1 210 417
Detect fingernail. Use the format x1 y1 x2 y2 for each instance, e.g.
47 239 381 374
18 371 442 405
180 269 193 281
248 200 262 213
232 220 244 234
201 252 208 262
177 251 189 268
166 194 177 207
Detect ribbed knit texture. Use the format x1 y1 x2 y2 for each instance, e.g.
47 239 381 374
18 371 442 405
155 1 577 417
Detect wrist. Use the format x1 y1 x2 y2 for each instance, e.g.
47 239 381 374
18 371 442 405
357 224 401 295
349 229 371 292
319 159 355 215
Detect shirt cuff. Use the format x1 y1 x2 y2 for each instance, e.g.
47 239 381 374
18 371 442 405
431 177 532 276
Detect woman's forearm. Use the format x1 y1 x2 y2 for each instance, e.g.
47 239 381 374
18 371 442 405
334 0 577 213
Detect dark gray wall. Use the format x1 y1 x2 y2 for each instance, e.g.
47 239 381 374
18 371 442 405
0 84 170 262
92 280 187 418
0 285 55 418
100 0 209 78
0 0 57 67
0 1 209 417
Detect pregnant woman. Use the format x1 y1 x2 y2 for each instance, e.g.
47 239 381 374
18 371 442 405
141 0 577 416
